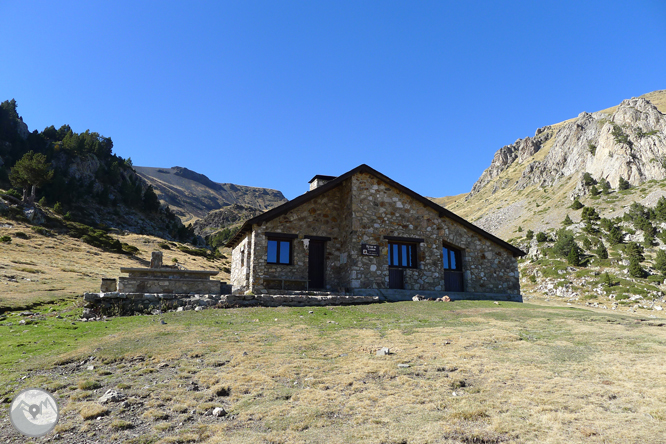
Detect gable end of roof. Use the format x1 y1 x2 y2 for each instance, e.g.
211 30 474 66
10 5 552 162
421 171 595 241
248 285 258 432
225 164 526 257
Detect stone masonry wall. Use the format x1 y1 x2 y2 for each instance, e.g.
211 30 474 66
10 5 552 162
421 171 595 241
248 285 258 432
230 235 251 293
230 172 520 295
246 184 349 293
348 173 520 294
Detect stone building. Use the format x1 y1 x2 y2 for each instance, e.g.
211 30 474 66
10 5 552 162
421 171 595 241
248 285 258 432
225 165 525 299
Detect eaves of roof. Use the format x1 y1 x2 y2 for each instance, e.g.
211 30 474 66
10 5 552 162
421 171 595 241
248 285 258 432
224 164 526 257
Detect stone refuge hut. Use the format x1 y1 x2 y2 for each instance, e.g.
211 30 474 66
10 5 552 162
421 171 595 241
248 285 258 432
225 164 526 301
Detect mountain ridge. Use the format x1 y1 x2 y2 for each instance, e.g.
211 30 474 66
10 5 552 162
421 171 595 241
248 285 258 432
440 89 666 239
134 166 287 225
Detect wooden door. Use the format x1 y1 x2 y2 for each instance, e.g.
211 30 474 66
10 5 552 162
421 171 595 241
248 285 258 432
443 245 464 292
444 271 464 292
389 268 404 289
308 240 326 289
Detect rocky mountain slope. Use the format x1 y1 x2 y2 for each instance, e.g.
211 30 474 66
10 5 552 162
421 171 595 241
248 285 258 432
437 89 666 314
444 90 666 239
0 100 191 242
192 204 264 237
135 166 287 225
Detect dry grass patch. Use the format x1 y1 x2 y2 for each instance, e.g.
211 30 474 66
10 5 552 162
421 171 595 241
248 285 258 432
156 433 198 444
142 408 170 421
4 301 666 443
0 220 231 310
77 379 101 390
79 402 110 420
110 419 134 430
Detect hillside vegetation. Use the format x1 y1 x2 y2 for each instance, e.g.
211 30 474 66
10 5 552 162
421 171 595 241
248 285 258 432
0 100 194 242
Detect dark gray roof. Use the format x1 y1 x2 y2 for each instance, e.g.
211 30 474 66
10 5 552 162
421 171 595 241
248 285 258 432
225 164 526 257
308 174 337 183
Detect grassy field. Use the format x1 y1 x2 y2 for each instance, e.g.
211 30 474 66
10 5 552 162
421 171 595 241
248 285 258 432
1 299 665 443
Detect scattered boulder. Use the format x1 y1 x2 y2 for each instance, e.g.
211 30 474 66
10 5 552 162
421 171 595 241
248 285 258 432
99 390 126 404
23 207 45 225
398 364 410 368
376 347 390 356
212 407 227 417
82 308 96 319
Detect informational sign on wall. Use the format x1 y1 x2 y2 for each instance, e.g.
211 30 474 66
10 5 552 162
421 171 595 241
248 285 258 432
361 244 379 256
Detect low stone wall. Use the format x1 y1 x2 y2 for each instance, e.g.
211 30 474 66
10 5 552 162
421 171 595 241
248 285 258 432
83 292 380 316
352 288 523 302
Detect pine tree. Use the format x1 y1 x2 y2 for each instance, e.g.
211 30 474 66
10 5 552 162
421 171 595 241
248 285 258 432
595 242 608 259
583 172 596 186
600 179 611 194
8 151 54 203
655 197 666 221
553 229 576 257
536 232 548 243
142 185 161 213
567 244 581 266
654 250 666 275
603 272 613 287
590 185 599 196
581 206 600 223
643 227 655 247
628 257 645 278
517 226 523 232
571 198 584 210
607 225 623 245
562 214 573 226
582 237 592 251
618 176 630 190
625 242 645 262
526 230 534 240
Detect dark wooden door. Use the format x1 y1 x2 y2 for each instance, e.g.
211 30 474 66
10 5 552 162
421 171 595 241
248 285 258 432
389 268 404 289
444 271 464 292
308 241 326 289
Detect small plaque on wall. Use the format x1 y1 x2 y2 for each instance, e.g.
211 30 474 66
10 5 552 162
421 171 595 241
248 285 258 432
361 244 379 256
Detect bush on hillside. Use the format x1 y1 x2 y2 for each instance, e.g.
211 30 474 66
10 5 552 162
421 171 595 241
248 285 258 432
618 177 630 190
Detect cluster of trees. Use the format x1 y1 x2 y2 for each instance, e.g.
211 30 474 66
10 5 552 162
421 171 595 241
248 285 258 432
0 99 196 243
528 192 666 279
207 226 241 249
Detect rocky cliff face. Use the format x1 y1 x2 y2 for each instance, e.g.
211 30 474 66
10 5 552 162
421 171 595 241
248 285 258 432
469 126 555 195
443 90 666 240
469 96 666 199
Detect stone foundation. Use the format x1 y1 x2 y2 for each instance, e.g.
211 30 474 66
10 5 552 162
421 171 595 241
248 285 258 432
352 288 523 302
83 292 380 316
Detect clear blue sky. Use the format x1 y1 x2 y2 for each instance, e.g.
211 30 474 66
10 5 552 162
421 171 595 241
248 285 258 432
2 1 665 200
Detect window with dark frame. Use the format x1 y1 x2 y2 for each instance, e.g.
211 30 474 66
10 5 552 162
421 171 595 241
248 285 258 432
388 242 417 268
442 245 461 271
267 239 291 265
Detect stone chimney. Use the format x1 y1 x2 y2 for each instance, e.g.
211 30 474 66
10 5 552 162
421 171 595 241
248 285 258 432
308 175 336 191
